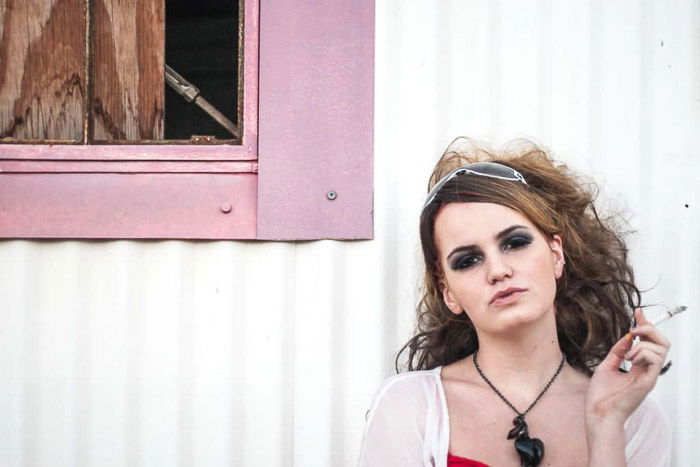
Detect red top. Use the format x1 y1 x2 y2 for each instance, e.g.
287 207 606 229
447 452 491 467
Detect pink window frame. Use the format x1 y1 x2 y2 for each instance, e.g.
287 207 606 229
0 0 374 240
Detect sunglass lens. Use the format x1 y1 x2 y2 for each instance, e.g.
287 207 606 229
465 162 519 179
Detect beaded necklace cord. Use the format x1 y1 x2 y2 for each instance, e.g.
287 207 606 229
472 351 566 467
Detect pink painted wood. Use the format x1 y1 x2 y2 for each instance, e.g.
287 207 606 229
0 143 257 161
0 160 257 173
257 0 374 240
0 173 256 239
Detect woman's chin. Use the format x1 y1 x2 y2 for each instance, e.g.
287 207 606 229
483 306 554 335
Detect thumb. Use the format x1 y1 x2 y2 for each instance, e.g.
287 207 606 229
601 333 634 371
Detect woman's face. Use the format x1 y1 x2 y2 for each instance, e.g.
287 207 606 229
434 202 564 336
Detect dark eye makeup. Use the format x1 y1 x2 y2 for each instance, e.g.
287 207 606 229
448 229 534 271
502 232 533 250
451 252 481 270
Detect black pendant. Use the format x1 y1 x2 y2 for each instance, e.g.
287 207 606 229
514 435 544 467
507 416 544 467
507 415 528 439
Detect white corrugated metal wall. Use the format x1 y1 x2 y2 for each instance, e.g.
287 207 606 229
1 1 698 465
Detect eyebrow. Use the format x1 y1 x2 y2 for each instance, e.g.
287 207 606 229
446 225 530 262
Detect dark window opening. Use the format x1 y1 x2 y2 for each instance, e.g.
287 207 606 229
165 0 241 142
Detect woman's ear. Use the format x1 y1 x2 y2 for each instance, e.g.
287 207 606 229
549 234 565 279
439 279 464 315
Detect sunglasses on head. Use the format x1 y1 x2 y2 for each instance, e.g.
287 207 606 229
423 161 528 209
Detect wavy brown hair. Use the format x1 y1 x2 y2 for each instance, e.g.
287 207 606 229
397 139 639 375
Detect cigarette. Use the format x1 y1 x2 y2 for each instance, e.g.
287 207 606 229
625 305 687 339
651 305 687 327
620 305 687 372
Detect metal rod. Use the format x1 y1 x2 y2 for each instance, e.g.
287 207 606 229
165 65 239 139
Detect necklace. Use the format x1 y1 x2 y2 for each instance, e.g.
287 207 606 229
472 351 566 467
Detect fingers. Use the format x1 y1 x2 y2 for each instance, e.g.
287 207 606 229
626 308 671 373
601 333 634 370
602 308 671 373
634 307 651 325
624 341 667 367
629 325 671 350
630 309 671 349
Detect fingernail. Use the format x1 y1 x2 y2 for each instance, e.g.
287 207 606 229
625 333 633 341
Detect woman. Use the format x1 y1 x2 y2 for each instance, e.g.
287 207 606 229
358 140 671 467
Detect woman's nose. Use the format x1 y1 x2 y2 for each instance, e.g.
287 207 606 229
486 254 513 284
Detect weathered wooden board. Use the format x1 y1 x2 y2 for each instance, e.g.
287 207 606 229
92 0 164 141
0 0 85 141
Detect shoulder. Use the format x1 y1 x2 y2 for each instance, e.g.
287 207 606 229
364 367 445 427
358 368 448 466
369 368 443 406
624 397 671 466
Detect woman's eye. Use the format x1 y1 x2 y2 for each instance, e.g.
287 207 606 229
503 235 532 251
453 255 481 270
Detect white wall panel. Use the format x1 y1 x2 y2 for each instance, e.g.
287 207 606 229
1 1 698 465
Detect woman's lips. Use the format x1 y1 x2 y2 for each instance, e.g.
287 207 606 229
490 287 527 305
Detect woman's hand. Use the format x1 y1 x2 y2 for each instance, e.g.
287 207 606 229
584 308 670 466
586 308 670 422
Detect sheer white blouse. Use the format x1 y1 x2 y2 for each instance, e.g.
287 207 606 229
357 367 671 467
